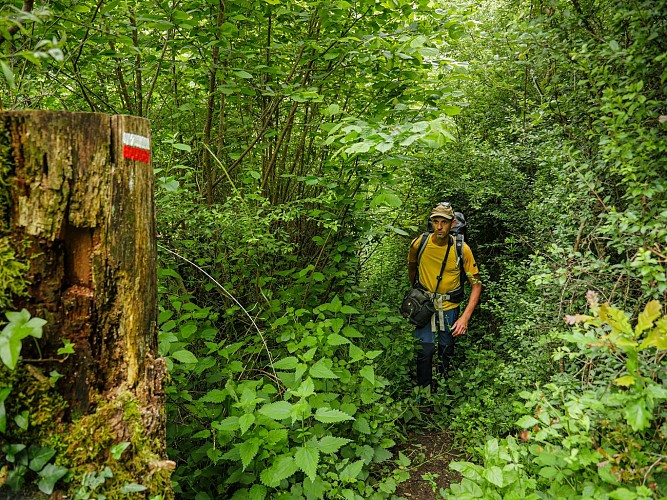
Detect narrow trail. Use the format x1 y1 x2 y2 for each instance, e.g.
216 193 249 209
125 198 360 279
395 431 463 499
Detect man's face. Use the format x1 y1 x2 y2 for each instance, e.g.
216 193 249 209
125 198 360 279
431 217 453 240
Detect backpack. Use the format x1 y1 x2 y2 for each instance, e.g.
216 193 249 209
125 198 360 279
414 211 467 303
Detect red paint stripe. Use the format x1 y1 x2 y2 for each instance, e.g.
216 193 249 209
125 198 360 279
123 145 150 163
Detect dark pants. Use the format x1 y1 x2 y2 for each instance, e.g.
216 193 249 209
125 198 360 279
414 308 459 389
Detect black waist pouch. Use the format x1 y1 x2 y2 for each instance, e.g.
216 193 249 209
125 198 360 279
400 288 435 328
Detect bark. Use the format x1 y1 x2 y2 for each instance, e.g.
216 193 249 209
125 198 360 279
0 110 170 492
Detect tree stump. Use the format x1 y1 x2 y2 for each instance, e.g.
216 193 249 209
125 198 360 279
0 110 172 496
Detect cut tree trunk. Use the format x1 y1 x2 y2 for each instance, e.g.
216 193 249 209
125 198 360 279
0 110 172 495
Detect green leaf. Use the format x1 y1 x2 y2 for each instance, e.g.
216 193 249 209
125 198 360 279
370 192 402 208
640 318 667 350
1 61 15 89
353 416 371 434
120 483 148 494
609 487 639 500
258 401 293 420
239 413 255 435
249 484 268 500
310 359 339 379
291 377 315 398
199 389 228 403
171 349 198 364
172 143 191 152
360 365 375 385
483 465 504 487
0 334 22 370
273 356 299 369
110 442 130 460
28 447 56 472
623 400 651 431
37 463 68 495
317 436 352 454
213 416 239 432
314 408 354 423
613 375 635 387
516 415 539 428
260 455 298 487
340 305 359 314
339 459 364 482
327 334 350 346
239 438 260 470
295 445 319 482
635 300 661 335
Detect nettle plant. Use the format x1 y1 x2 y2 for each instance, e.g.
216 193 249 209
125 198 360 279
162 291 406 499
446 293 667 499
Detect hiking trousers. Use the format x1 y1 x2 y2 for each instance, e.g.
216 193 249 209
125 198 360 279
414 307 459 389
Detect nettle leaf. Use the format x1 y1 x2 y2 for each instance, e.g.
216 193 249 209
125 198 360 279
359 365 375 385
340 305 359 315
348 343 365 362
342 326 363 338
327 334 350 346
314 408 354 423
273 356 299 370
330 318 344 334
200 389 228 403
249 484 268 500
213 416 239 433
171 349 198 364
291 378 315 398
317 436 352 454
339 459 364 482
258 401 293 420
239 438 261 470
295 445 319 481
353 417 371 434
239 413 255 435
260 455 298 487
310 359 338 379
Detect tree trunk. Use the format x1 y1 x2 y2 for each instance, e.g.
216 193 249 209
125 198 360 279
0 110 172 497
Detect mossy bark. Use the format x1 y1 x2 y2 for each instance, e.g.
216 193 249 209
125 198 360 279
0 111 171 496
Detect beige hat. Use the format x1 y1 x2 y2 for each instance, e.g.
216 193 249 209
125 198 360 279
430 202 455 220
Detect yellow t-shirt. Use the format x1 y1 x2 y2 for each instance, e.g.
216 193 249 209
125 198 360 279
407 235 478 310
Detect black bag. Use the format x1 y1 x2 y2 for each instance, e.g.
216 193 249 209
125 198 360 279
400 287 435 328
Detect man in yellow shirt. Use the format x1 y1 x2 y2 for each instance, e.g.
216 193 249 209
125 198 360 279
407 203 482 389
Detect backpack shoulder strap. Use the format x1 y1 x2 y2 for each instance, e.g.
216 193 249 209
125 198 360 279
416 232 430 264
414 232 430 286
455 233 464 267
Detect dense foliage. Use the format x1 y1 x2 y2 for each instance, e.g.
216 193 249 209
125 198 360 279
1 0 665 498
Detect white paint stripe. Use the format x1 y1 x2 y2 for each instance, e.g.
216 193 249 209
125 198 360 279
122 132 150 150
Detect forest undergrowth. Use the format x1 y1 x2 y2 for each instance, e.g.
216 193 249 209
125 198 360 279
0 0 665 498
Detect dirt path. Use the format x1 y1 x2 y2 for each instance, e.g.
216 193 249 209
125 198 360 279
394 431 463 499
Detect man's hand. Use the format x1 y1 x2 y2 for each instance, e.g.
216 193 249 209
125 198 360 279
451 316 469 337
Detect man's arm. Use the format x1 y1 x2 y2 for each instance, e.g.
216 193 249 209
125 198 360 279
408 261 417 285
451 274 482 337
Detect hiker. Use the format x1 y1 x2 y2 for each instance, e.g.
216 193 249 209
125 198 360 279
407 202 482 390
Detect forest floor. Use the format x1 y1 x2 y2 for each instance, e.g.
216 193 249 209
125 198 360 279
394 430 463 499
